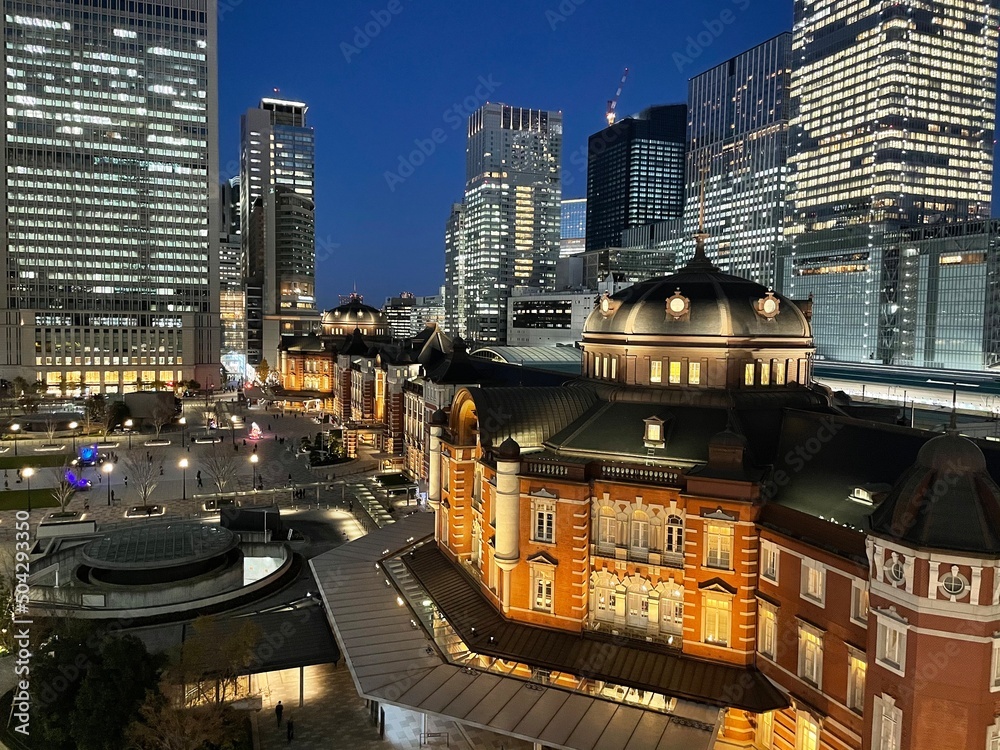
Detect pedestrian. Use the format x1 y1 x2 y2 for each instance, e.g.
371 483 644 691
286 716 294 742
124 476 128 487
84 500 89 511
268 424 272 431
16 468 21 479
159 465 164 475
253 444 257 453
111 490 116 504
288 472 292 483
275 701 283 726
4 480 8 490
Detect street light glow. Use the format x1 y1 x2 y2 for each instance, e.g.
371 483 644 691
179 458 189 469
22 467 34 479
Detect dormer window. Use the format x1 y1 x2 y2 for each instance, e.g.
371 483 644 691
644 416 665 447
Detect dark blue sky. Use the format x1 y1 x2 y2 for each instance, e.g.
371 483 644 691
216 1 994 310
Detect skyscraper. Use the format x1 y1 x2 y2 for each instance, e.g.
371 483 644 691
0 1 219 394
787 1 998 234
682 33 792 286
240 97 318 366
219 177 245 380
585 105 686 252
443 203 467 337
459 104 562 343
560 197 587 257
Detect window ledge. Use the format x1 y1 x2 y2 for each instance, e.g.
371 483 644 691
875 658 905 678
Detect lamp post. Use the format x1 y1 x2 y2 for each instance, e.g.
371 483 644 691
250 453 259 490
230 414 237 447
10 423 18 457
69 421 78 452
179 458 188 501
103 462 113 506
179 416 186 448
124 419 134 449
23 467 34 514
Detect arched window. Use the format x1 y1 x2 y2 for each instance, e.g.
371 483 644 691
627 584 649 629
594 577 616 623
597 507 616 549
664 515 684 558
631 510 649 552
660 582 684 637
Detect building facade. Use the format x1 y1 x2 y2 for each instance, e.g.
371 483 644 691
240 97 318 366
219 176 246 380
425 247 1000 749
0 0 220 393
443 202 467 338
383 292 446 340
585 105 687 253
681 33 792 287
456 104 562 344
561 197 587 257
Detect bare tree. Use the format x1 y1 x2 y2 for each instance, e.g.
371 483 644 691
41 412 61 444
199 444 239 495
50 465 77 514
122 449 161 507
150 401 175 440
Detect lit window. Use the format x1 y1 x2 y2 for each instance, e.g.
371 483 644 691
761 540 779 584
669 361 681 384
650 360 662 383
847 653 866 713
703 594 731 646
659 582 684 636
744 363 755 386
851 580 869 626
532 566 554 612
664 515 684 558
644 417 664 445
875 614 907 676
755 712 774 749
758 602 777 659
795 713 820 750
774 360 786 385
706 523 733 570
597 506 616 547
533 499 555 543
688 362 701 385
798 623 823 687
801 558 825 605
760 361 770 385
630 510 649 551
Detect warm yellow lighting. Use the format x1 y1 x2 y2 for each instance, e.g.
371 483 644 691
179 458 188 469
250 454 259 465
22 467 34 479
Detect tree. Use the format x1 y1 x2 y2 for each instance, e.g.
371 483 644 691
185 379 201 391
41 412 62 444
11 375 28 398
51 464 77 514
123 449 161 507
150 401 175 439
166 615 260 707
200 444 239 494
31 621 164 750
256 358 270 384
128 693 230 750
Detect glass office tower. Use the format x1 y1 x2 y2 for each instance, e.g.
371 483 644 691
787 0 998 234
560 197 587 257
682 34 792 287
460 104 561 344
0 0 219 394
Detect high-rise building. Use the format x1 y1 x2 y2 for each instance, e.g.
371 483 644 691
787 1 998 235
681 33 792 287
240 97 318 366
458 104 562 343
585 105 686 252
219 177 245 381
443 203 466 337
560 197 587 257
0 1 219 394
383 292 446 339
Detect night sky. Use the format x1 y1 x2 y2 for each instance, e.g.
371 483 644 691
217 0 998 311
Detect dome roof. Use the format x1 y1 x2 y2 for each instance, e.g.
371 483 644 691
869 432 1000 554
321 299 387 328
583 258 810 339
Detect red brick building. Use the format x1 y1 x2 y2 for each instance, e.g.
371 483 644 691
420 248 1000 750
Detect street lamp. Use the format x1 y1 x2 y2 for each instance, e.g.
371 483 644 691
179 416 186 448
179 458 188 501
23 467 34 514
124 419 133 449
10 423 19 457
69 421 78 452
250 453 259 490
103 462 113 506
230 414 238 447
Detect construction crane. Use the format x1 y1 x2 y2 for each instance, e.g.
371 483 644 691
606 67 630 126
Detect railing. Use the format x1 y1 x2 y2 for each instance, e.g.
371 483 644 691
590 544 685 570
598 463 681 486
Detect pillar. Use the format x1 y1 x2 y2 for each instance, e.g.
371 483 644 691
494 438 521 611
428 410 447 509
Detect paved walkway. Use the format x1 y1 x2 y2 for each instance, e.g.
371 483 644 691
257 663 530 750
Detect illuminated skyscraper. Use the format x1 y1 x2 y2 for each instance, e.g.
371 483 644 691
787 0 998 234
0 1 219 394
443 203 467 337
682 33 792 287
240 97 317 366
459 103 562 344
219 177 245 379
560 197 587 257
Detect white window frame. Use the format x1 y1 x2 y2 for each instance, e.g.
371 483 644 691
847 651 866 713
875 613 907 677
800 558 826 607
705 522 733 570
597 507 616 547
795 712 820 750
659 584 684 637
650 359 662 383
871 693 902 750
987 717 1000 750
990 638 1000 692
755 711 773 749
850 579 869 627
758 601 777 660
760 539 779 584
532 498 556 544
797 622 824 688
532 565 554 613
703 592 731 647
